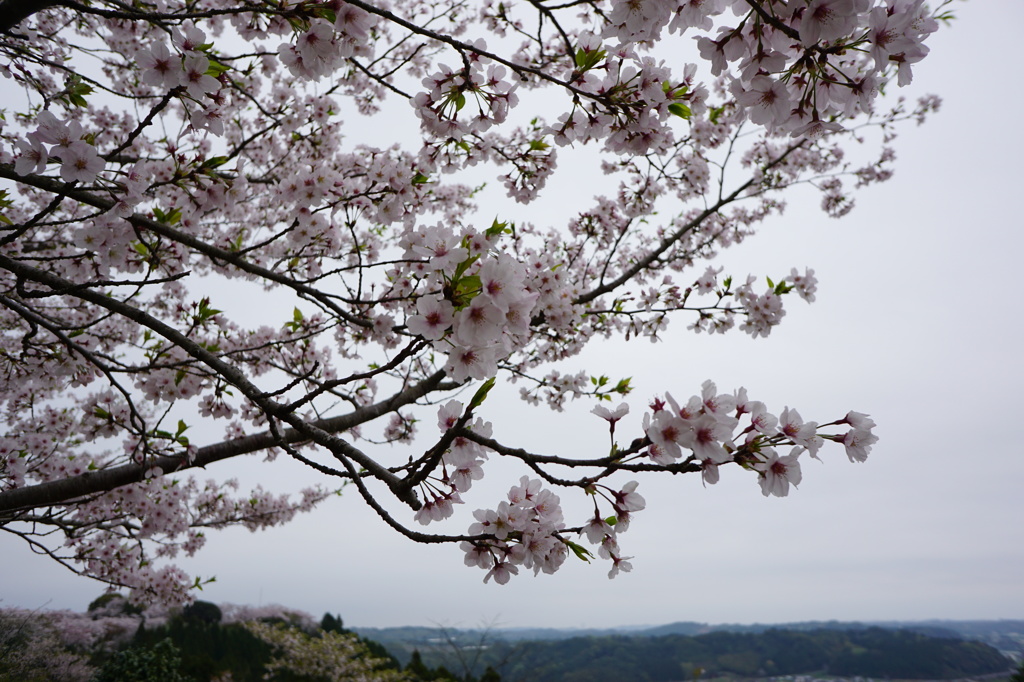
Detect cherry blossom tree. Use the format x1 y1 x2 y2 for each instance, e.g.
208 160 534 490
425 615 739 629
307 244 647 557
0 0 949 604
244 620 410 681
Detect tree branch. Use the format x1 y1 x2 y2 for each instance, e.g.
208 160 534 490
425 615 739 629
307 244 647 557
0 245 448 515
573 140 807 305
0 164 373 330
0 0 61 32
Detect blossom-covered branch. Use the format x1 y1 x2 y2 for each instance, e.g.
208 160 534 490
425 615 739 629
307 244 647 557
0 0 945 602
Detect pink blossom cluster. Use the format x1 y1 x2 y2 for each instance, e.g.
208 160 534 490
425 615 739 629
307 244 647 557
278 6 375 81
398 225 548 382
461 476 569 584
546 37 709 156
458 472 648 583
220 603 318 629
14 110 104 183
413 57 519 141
135 22 226 134
412 400 493 524
596 0 939 134
709 0 938 134
0 608 94 681
39 606 141 651
54 476 334 605
643 380 877 495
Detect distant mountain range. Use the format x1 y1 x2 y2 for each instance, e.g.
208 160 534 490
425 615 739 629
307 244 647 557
353 619 1024 658
351 620 1022 682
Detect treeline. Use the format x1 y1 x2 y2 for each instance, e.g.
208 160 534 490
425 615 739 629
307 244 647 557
105 605 502 682
428 627 1013 682
0 596 501 682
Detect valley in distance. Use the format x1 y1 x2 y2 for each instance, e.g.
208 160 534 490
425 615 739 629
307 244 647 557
351 618 1024 681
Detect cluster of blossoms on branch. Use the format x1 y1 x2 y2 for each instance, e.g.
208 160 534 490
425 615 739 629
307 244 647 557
0 0 945 603
431 379 876 582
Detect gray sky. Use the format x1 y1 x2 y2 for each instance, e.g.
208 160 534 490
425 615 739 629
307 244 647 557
2 0 1022 629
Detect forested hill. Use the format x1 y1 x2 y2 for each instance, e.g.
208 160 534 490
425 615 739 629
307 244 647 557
406 627 1013 682
354 619 1024 647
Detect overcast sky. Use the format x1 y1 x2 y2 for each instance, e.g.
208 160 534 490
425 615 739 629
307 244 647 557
2 0 1022 630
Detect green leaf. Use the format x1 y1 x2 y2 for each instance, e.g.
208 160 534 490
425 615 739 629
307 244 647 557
668 102 692 120
485 218 509 239
62 75 93 108
153 206 181 225
455 274 481 299
468 377 496 409
204 59 229 77
314 6 337 23
574 47 606 72
528 139 550 151
200 155 229 170
663 81 688 96
563 539 594 563
196 298 222 322
230 231 245 252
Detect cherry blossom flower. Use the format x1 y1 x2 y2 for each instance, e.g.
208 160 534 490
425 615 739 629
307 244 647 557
172 20 206 53
789 268 819 302
779 407 824 457
756 447 804 497
484 561 518 584
613 481 646 513
842 427 878 462
138 42 182 90
607 554 633 579
800 0 866 47
584 514 615 544
735 76 793 128
592 403 629 424
437 401 463 431
53 141 104 183
13 137 47 174
181 54 220 99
